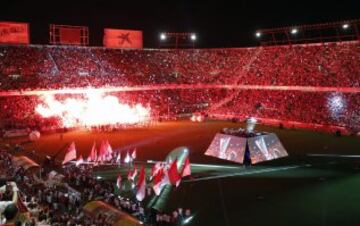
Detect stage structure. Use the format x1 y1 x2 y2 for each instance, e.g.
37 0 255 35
49 24 89 46
205 118 288 164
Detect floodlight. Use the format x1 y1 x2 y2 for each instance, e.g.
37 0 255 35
190 33 197 41
342 24 349 29
255 32 261 38
160 33 167 41
291 28 298 34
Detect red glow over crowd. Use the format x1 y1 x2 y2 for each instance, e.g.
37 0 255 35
0 41 359 133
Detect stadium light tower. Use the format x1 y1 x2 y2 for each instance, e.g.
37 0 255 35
158 32 198 48
342 23 350 29
255 32 261 38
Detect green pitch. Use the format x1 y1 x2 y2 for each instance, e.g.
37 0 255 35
5 120 360 226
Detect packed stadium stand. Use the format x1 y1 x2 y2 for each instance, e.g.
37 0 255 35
0 41 359 133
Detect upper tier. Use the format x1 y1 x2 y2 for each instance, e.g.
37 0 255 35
0 41 359 91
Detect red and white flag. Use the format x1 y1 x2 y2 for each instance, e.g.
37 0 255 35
124 151 131 164
151 162 162 179
105 140 113 160
181 157 191 177
87 142 97 162
168 160 181 187
75 155 84 167
116 174 122 190
127 165 138 181
62 142 77 165
152 168 164 196
131 148 137 159
116 152 121 164
136 166 146 201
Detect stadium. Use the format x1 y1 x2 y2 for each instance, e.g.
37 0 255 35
0 1 359 226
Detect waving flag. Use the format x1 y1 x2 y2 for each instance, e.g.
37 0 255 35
127 165 138 181
116 174 122 190
168 160 181 187
150 162 162 179
62 142 77 165
75 155 84 167
152 168 164 196
124 151 131 164
136 166 146 201
131 148 137 159
181 157 191 177
87 142 97 162
116 152 121 164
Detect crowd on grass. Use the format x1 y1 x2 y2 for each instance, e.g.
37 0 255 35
0 149 191 226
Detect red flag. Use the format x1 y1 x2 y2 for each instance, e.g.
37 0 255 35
136 166 146 201
131 148 137 159
62 142 77 165
151 162 161 179
182 157 191 177
98 140 107 162
116 174 122 189
87 142 97 162
124 151 131 163
76 155 84 167
152 168 164 196
127 165 138 181
168 160 181 187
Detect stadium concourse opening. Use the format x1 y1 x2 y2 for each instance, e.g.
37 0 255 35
0 14 359 226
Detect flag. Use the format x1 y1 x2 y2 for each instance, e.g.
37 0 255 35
127 165 138 181
124 151 131 164
87 142 97 162
62 142 77 165
75 155 84 167
152 168 164 196
181 157 191 177
116 152 121 164
98 140 107 162
116 174 122 190
168 160 181 187
105 140 113 161
150 162 161 179
131 148 137 159
136 166 146 201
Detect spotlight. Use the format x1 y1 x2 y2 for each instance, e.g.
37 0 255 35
190 33 197 41
342 24 349 29
160 33 167 41
255 32 261 38
291 28 298 34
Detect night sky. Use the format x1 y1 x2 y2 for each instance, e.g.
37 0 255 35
1 0 359 48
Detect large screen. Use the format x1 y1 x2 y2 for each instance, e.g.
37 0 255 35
205 133 246 163
103 29 143 49
60 27 82 45
0 22 29 44
248 133 288 164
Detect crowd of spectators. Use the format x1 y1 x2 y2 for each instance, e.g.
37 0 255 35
0 41 359 133
0 149 191 225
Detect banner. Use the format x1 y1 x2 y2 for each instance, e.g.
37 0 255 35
0 22 29 44
60 27 82 45
103 29 143 49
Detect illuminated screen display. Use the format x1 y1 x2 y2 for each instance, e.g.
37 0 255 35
205 133 246 163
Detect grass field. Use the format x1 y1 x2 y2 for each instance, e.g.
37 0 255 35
3 120 360 226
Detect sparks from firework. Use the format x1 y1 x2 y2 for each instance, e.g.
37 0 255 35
35 90 150 127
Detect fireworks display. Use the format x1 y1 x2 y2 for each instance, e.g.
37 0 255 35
35 90 151 127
